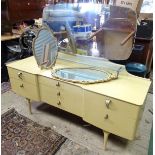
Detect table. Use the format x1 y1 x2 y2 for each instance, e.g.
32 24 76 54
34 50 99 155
1 34 20 42
6 52 151 149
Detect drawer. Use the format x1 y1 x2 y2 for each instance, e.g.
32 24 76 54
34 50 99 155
10 78 40 101
83 91 141 140
7 67 37 85
39 76 84 117
38 76 57 88
84 91 141 120
58 82 84 117
39 84 61 109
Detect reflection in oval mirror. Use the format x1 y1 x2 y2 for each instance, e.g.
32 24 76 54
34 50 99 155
52 68 117 84
32 26 58 69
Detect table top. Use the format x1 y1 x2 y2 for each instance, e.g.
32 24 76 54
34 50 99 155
6 53 151 106
1 34 20 41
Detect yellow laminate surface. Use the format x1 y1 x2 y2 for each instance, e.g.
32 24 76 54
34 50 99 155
10 78 40 101
83 90 141 140
6 55 151 106
6 54 151 148
7 67 38 85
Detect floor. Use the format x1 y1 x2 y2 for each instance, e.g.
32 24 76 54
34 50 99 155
1 89 153 155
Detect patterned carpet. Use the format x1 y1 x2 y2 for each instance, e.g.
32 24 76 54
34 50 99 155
1 109 67 155
1 82 11 94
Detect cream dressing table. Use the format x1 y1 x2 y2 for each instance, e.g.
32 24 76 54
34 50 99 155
6 52 151 149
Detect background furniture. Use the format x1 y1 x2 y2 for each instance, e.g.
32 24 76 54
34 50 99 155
128 37 153 76
1 0 46 34
128 20 153 77
1 35 20 82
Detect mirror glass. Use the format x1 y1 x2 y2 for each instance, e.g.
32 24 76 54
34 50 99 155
52 68 117 84
33 27 58 68
43 3 137 60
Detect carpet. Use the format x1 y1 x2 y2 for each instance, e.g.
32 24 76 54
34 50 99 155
1 82 11 94
1 109 67 155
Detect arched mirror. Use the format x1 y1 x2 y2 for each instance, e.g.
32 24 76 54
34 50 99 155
42 3 137 60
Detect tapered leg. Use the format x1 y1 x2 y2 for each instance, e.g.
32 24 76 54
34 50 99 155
26 98 32 114
103 131 110 150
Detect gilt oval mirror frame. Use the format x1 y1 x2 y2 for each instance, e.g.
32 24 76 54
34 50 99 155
32 25 58 69
52 67 118 84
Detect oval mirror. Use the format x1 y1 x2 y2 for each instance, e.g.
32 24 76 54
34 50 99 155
32 26 58 69
52 68 117 84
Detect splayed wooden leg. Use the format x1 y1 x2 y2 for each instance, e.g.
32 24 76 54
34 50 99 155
26 98 32 114
103 131 110 150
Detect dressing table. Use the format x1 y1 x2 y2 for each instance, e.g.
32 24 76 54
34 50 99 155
6 3 151 150
6 52 151 149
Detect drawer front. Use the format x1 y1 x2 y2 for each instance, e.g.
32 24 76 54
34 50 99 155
8 67 37 85
83 91 141 140
58 82 84 117
10 78 40 101
39 84 61 109
38 76 57 88
39 77 84 116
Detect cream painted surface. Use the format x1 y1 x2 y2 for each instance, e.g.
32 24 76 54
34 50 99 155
38 76 58 87
10 78 40 101
8 67 38 85
6 55 151 106
84 91 141 120
39 84 60 108
6 57 39 74
82 75 150 106
83 90 139 140
58 81 84 117
6 53 151 148
39 76 84 117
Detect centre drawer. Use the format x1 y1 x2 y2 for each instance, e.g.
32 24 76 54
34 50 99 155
38 76 84 117
7 67 37 85
58 81 84 117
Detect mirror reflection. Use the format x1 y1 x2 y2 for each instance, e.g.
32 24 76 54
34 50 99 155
52 68 117 84
43 3 137 60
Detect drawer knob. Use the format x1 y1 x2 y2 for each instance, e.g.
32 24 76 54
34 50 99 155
18 72 23 79
104 114 108 119
57 92 61 96
57 101 61 105
20 84 24 88
105 99 111 109
56 82 60 87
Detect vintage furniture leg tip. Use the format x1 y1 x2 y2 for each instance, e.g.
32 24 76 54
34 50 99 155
103 131 110 150
26 98 32 114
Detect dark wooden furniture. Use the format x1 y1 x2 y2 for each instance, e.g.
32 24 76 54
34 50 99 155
128 37 153 76
6 0 46 22
1 0 46 34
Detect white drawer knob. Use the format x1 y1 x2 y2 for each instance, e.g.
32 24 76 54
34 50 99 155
18 72 23 79
105 99 111 109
